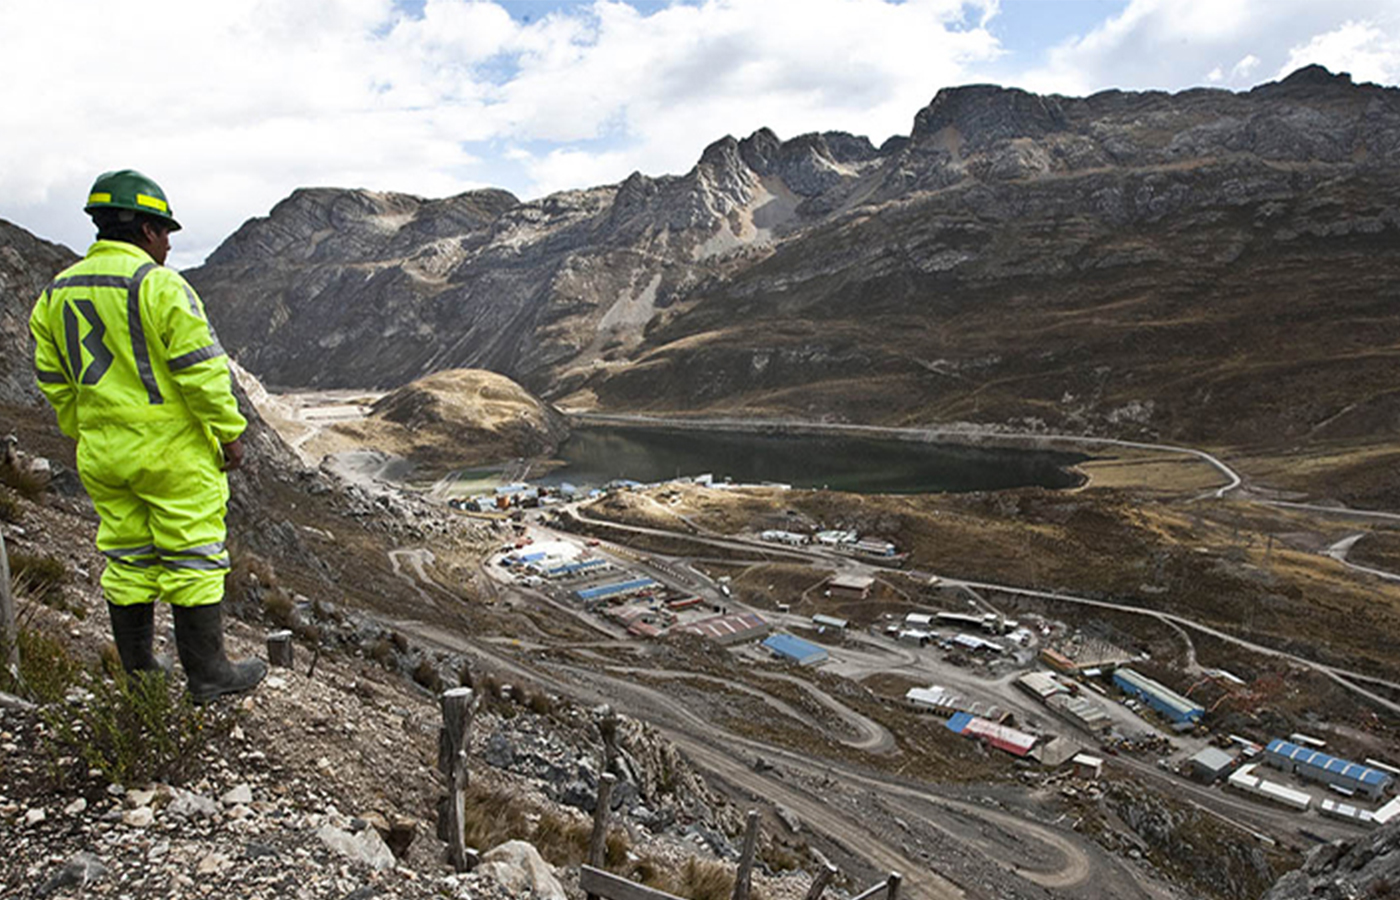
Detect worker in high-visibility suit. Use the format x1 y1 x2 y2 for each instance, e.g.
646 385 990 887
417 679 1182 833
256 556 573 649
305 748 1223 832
29 169 265 702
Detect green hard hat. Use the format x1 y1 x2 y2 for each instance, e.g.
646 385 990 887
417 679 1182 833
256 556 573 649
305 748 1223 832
84 169 181 231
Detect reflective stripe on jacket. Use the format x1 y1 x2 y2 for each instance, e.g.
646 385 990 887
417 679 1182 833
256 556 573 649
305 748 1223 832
29 240 246 444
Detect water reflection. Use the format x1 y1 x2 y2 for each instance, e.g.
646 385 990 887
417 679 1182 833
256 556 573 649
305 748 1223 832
530 427 1085 494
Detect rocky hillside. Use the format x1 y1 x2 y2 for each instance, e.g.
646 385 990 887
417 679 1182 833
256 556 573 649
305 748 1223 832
312 368 570 471
192 65 1400 449
0 220 77 407
1264 820 1400 899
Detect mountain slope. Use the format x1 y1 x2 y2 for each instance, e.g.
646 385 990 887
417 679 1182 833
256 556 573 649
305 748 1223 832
191 66 1400 451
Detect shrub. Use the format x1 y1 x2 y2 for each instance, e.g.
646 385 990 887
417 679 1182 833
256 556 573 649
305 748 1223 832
526 688 554 716
42 669 239 787
531 809 592 864
412 658 444 693
367 638 397 668
261 588 296 628
8 551 68 604
0 487 19 523
629 855 768 900
3 627 83 705
675 858 735 900
4 623 236 787
0 462 48 500
459 782 532 850
527 809 628 868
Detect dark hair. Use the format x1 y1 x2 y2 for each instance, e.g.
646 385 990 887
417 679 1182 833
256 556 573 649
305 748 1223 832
91 209 168 244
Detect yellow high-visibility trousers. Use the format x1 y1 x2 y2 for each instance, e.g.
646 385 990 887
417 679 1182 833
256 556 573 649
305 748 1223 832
76 419 231 608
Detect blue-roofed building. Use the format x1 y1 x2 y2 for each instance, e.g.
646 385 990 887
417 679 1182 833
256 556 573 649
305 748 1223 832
544 558 609 580
762 634 828 666
1265 739 1393 801
1112 668 1204 725
574 578 658 604
945 711 974 734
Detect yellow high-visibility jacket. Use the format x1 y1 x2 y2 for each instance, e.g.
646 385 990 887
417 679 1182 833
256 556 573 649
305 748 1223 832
29 240 246 449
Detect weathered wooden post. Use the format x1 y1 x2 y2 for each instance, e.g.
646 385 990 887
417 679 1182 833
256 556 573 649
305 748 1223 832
0 528 15 680
802 862 837 900
597 704 620 774
731 809 760 900
437 687 476 872
266 630 294 668
586 771 616 900
885 872 901 900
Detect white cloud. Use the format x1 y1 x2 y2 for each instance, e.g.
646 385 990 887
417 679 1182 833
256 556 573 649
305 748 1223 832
3 0 1399 269
1232 53 1261 78
1277 20 1400 85
1016 0 1400 95
0 0 1005 265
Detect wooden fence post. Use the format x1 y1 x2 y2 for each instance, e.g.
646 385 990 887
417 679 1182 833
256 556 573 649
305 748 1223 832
0 528 15 680
586 771 617 900
802 862 837 900
597 704 620 774
266 630 294 668
731 809 760 900
437 687 476 872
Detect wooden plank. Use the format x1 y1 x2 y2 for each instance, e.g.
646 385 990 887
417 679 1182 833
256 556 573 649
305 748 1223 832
731 809 760 900
438 687 476 872
580 866 686 900
850 880 892 900
0 528 14 680
589 772 617 867
802 862 837 900
267 630 294 668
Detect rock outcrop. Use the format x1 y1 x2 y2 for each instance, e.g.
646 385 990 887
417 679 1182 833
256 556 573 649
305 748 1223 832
1265 821 1400 899
0 220 78 407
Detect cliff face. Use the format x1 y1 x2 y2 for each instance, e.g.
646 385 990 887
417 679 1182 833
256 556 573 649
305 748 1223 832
1265 821 1400 899
191 66 1400 446
0 220 78 407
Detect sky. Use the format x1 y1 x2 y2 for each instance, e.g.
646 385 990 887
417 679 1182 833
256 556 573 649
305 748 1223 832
3 0 1399 269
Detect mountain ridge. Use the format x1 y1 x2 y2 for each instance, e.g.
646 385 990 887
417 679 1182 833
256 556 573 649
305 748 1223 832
187 66 1400 460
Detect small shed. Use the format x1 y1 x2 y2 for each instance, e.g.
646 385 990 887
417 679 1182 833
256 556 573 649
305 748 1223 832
827 573 874 599
1071 753 1104 780
1189 746 1238 783
812 614 849 631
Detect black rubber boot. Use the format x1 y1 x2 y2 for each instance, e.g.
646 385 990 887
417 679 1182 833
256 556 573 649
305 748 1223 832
172 603 267 704
107 602 163 675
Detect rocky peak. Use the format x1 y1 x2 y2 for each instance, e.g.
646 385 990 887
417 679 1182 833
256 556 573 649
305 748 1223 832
205 187 518 267
736 127 783 174
1254 62 1357 97
912 83 1069 148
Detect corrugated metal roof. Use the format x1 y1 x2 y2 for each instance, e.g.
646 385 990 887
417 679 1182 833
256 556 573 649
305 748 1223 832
762 633 827 662
1190 747 1236 772
576 577 658 601
1114 668 1203 718
963 717 1037 755
680 612 767 640
1267 739 1390 787
946 712 974 734
1374 795 1400 825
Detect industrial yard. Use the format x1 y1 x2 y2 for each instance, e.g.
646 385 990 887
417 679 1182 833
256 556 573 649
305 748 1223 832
457 461 1400 886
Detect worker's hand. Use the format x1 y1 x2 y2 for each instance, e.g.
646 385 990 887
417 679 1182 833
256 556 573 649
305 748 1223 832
221 438 245 472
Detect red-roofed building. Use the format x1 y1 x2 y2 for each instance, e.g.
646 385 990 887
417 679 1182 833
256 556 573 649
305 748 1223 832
676 612 770 646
